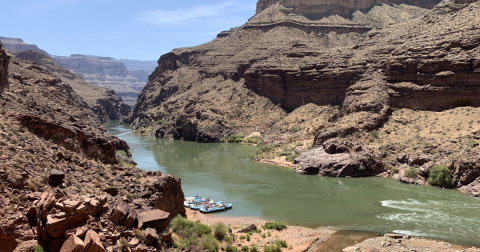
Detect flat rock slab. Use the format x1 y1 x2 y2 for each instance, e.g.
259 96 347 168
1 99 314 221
137 209 170 230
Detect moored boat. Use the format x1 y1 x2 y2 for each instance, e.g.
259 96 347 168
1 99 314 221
199 201 233 213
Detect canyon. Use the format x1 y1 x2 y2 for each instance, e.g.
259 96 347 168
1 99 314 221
126 0 480 197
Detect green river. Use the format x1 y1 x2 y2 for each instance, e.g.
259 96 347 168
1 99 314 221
105 121 480 246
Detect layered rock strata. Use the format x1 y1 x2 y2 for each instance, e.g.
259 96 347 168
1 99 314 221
256 0 441 19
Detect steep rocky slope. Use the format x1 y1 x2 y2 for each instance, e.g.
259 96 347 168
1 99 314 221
0 44 185 252
127 0 480 195
0 37 48 55
51 55 147 106
13 50 131 122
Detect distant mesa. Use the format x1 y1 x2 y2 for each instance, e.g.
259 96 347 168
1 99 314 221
0 36 157 106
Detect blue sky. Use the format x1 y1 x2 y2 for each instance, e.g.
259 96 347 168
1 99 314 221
2 0 257 60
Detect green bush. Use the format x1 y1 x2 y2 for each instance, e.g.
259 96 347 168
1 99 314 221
404 166 418 178
279 151 292 156
427 165 453 188
263 245 281 252
274 240 288 248
246 234 250 241
228 134 245 143
226 245 238 252
199 234 219 252
34 245 44 252
263 222 287 231
239 235 246 240
404 167 418 179
468 139 478 148
257 145 274 155
171 215 212 237
286 154 298 162
250 245 258 252
390 167 399 174
212 222 228 240
370 130 380 139
224 236 233 244
241 245 249 252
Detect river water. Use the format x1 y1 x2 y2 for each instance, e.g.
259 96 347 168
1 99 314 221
105 121 480 246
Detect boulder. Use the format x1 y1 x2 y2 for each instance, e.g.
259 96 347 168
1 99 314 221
144 228 158 246
239 224 257 233
124 208 138 228
59 234 84 252
84 230 105 252
137 209 170 230
13 240 38 252
110 200 129 225
129 238 140 246
46 214 87 238
134 244 148 252
49 169 65 186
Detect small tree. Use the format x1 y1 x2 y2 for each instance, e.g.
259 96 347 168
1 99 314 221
212 222 228 240
428 165 453 188
34 245 44 252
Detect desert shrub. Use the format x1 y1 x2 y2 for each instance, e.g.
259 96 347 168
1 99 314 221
263 245 281 252
250 245 258 252
257 144 274 155
199 234 219 252
135 229 145 241
170 216 218 251
390 167 399 174
118 238 129 249
246 233 250 241
241 245 249 252
427 165 453 188
224 236 233 244
267 231 271 237
226 245 238 252
115 150 128 157
171 215 212 237
227 134 245 143
290 126 301 133
370 130 380 138
262 233 266 238
239 235 246 240
279 151 291 156
286 154 298 162
212 222 227 240
404 167 418 179
358 165 366 172
34 245 44 252
468 139 478 148
274 240 288 248
263 222 287 231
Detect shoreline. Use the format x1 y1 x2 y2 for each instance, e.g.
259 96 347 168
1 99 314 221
184 208 479 252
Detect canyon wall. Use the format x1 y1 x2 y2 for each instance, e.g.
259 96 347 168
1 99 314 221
256 0 442 19
52 54 147 106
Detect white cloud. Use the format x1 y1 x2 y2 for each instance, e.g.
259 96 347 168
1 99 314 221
139 1 241 26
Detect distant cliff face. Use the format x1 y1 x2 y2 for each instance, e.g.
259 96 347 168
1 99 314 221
0 36 49 55
256 0 441 18
15 50 131 122
51 54 147 106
